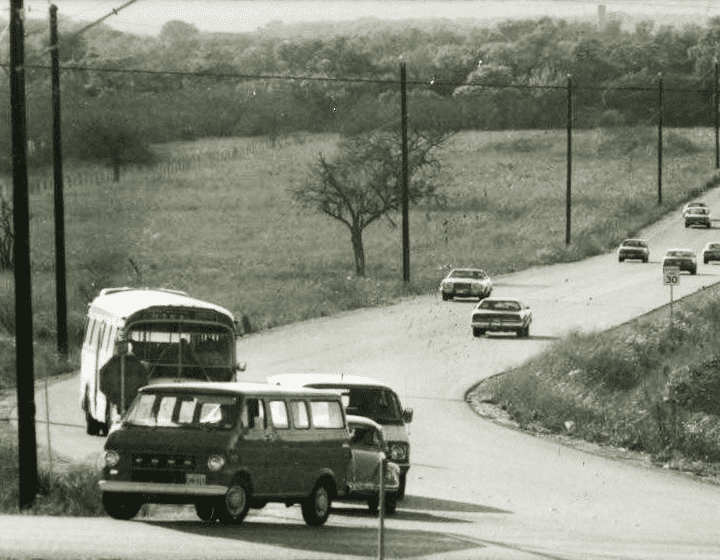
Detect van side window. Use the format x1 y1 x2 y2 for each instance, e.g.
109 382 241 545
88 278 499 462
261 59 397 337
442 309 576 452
290 401 309 429
242 398 266 430
310 400 344 429
270 400 289 429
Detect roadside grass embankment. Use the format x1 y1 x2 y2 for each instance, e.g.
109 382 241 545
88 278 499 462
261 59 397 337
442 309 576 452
2 127 720 514
469 282 720 483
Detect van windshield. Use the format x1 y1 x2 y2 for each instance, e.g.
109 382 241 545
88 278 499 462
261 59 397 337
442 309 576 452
124 392 238 430
308 385 403 425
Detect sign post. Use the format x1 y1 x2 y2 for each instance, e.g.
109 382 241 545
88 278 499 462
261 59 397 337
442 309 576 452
663 265 680 321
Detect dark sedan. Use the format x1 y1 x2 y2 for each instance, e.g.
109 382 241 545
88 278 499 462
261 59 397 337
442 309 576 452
703 242 720 264
662 249 697 275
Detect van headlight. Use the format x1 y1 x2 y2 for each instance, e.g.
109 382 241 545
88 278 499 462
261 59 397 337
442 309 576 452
207 454 226 472
104 450 120 468
389 443 408 462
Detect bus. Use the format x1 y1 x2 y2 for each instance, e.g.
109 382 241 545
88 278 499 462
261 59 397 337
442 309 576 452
80 287 245 436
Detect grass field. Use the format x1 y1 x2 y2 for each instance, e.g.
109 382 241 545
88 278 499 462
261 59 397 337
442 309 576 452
2 126 720 514
10 126 720 348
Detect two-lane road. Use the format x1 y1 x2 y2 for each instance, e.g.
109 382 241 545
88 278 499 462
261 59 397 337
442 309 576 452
5 191 720 559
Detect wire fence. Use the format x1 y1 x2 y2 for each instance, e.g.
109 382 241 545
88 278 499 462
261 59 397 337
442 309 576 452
0 140 272 198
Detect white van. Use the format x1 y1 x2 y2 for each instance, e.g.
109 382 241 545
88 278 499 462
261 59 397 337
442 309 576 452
268 373 413 499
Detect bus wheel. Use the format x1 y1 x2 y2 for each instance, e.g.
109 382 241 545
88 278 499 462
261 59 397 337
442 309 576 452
84 394 100 436
103 492 142 520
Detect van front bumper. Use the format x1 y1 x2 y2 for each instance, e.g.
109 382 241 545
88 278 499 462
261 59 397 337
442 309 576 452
99 479 227 496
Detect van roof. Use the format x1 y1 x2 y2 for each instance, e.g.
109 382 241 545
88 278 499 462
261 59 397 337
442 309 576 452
139 381 344 398
267 373 394 390
88 287 235 323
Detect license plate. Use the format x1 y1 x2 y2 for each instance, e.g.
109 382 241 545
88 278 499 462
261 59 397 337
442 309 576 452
186 474 206 486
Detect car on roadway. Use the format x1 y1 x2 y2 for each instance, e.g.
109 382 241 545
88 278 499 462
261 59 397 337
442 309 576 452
617 238 649 263
662 248 697 275
684 206 711 228
267 373 413 499
702 242 720 264
471 297 532 338
439 268 493 301
682 201 708 217
344 415 400 515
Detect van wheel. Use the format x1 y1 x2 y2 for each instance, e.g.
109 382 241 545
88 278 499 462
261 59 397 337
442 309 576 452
195 501 217 522
216 482 250 525
301 481 332 526
103 492 142 520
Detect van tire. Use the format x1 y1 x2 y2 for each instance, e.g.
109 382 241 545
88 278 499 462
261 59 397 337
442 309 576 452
103 492 142 520
301 480 332 526
216 482 251 525
195 501 217 522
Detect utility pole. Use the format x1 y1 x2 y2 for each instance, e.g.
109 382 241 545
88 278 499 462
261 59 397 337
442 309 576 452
566 74 572 246
715 60 719 170
658 73 663 205
10 0 38 509
401 63 410 283
50 5 68 360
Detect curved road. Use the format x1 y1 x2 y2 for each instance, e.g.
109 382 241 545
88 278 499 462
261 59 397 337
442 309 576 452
5 191 720 559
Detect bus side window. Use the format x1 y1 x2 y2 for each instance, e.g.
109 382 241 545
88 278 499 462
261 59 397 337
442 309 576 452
85 318 95 346
243 398 266 430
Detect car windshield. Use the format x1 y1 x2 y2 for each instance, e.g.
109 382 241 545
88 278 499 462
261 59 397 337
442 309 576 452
478 300 521 311
124 392 238 429
690 208 709 214
308 385 403 424
666 251 693 258
622 240 647 247
449 269 486 280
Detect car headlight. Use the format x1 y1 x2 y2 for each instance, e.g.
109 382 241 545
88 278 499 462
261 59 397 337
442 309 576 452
207 454 226 472
389 443 408 462
104 450 120 468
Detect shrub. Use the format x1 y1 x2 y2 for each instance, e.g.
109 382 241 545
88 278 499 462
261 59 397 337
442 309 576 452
668 358 720 416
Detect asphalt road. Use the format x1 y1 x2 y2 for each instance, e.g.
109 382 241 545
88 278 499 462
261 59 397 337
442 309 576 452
5 191 720 559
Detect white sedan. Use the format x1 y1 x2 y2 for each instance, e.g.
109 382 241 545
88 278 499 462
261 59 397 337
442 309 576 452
439 268 492 301
471 297 532 337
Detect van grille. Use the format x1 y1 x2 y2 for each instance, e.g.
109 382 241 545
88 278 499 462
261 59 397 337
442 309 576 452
131 454 196 470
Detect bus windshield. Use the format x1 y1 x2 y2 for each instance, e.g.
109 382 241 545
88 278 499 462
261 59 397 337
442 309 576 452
127 322 235 382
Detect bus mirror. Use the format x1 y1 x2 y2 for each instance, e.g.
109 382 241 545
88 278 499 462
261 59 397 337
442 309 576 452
116 341 130 357
236 362 247 372
403 408 414 423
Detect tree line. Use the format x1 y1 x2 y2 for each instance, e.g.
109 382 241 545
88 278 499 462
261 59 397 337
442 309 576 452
2 14 720 172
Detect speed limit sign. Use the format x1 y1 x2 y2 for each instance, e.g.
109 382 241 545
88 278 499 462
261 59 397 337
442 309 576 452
663 266 680 286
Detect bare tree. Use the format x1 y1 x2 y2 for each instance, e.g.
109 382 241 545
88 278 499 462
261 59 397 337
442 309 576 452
294 128 453 276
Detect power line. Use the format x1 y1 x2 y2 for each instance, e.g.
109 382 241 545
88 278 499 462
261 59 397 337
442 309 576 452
66 0 142 39
2 61 715 95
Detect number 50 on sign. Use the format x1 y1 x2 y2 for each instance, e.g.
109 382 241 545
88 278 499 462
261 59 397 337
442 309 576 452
663 266 680 286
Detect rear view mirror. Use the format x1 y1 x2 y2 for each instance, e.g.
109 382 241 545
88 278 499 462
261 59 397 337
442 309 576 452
236 362 247 372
